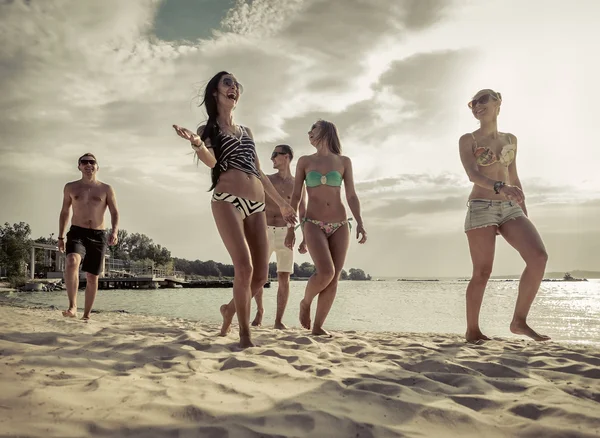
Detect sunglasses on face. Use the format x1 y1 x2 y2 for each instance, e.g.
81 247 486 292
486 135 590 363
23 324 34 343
468 94 498 109
79 159 96 165
221 77 244 94
271 151 288 159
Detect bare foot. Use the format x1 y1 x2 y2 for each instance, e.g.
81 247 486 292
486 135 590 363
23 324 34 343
274 321 287 330
220 304 235 336
312 327 330 336
251 308 264 327
239 332 255 349
465 329 491 344
62 308 77 318
81 315 90 323
510 321 551 342
299 299 311 330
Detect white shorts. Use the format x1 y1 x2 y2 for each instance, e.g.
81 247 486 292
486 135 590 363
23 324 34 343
267 226 294 273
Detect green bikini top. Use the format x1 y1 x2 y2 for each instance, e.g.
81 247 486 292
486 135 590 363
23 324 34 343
305 170 343 188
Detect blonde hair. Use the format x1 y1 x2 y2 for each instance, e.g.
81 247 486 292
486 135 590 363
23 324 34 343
313 119 342 155
473 89 502 101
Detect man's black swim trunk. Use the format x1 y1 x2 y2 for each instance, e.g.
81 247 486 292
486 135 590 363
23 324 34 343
66 225 107 276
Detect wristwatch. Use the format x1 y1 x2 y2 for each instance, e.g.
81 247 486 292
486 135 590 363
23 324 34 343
493 181 506 194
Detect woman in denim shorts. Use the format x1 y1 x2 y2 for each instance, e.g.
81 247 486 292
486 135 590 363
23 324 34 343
458 89 550 343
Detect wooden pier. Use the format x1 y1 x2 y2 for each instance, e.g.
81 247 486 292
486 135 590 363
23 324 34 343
84 275 190 290
22 245 272 290
83 276 270 290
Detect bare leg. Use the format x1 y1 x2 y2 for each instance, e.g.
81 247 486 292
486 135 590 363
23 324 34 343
224 279 265 330
252 288 264 326
275 272 290 329
62 253 81 317
299 223 335 330
312 224 350 335
245 212 269 339
211 202 254 348
219 303 235 336
500 216 550 341
81 272 99 320
465 226 497 342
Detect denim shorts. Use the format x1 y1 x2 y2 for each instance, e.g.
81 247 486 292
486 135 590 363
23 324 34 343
464 199 525 232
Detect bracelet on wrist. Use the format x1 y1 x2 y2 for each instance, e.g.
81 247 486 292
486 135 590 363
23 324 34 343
493 181 506 194
190 135 202 147
58 237 64 240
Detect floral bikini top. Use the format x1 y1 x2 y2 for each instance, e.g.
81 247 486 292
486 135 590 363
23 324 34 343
472 133 516 167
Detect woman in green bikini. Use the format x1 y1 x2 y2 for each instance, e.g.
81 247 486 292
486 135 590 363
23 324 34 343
459 89 550 343
286 119 367 335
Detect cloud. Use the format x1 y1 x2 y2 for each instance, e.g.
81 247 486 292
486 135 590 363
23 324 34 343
365 196 465 222
376 49 475 130
222 0 306 37
2 0 599 277
0 0 454 184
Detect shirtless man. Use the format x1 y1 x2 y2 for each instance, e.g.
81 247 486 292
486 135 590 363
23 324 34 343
252 145 306 329
58 153 119 320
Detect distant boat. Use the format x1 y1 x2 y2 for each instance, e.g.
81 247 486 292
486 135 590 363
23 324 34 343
542 272 588 282
398 279 439 282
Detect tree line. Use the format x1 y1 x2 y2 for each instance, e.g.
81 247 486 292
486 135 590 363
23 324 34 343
0 222 371 283
172 258 371 281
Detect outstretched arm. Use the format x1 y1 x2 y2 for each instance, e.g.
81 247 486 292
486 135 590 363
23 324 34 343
246 128 296 224
295 185 308 252
290 156 307 213
285 158 307 249
193 125 217 169
58 184 72 252
458 133 524 204
506 135 527 215
259 168 290 209
298 184 307 219
343 157 367 244
172 124 217 169
258 165 297 225
106 184 120 245
459 133 501 191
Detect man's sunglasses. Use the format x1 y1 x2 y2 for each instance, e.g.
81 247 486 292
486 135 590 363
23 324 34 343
79 159 96 165
222 77 244 94
468 93 499 109
271 151 288 159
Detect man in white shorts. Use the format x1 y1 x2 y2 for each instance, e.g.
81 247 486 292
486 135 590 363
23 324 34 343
252 144 306 329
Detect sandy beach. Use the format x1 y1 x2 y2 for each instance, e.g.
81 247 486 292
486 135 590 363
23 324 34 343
0 304 599 438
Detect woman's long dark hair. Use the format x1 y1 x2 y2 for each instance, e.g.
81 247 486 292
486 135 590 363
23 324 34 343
199 71 230 191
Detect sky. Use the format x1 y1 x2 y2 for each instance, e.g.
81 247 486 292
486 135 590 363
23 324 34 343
1 0 600 278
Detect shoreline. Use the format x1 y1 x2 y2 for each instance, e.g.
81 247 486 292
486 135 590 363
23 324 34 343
2 293 600 347
1 304 599 437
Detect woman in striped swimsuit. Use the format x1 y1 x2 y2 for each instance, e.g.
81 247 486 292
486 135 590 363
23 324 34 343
173 71 296 348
